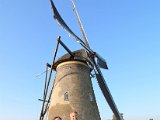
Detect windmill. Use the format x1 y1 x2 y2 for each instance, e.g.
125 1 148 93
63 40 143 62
39 0 123 120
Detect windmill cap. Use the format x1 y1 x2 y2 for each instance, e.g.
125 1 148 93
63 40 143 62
53 49 89 69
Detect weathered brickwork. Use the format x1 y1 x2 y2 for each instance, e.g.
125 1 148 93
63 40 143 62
47 61 101 120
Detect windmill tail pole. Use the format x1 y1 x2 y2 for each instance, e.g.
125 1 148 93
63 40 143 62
70 0 90 48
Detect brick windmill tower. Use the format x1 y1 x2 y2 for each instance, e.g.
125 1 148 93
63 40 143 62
39 0 123 120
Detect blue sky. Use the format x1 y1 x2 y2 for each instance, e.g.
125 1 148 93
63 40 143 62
0 0 160 120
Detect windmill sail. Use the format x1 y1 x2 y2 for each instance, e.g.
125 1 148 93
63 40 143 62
96 74 122 120
50 0 85 45
70 0 89 47
50 0 108 69
93 59 123 120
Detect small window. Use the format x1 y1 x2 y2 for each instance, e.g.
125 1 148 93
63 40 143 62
64 92 69 101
